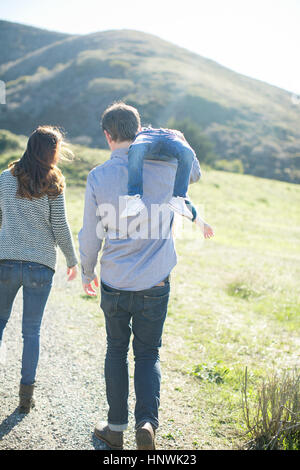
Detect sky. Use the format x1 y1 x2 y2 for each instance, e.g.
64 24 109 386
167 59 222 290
1 0 299 95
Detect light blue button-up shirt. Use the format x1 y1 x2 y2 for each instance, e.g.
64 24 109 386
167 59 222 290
78 147 201 291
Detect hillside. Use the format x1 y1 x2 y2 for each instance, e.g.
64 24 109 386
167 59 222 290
0 20 300 183
0 20 69 66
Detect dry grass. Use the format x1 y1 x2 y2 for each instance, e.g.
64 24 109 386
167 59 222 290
242 367 300 450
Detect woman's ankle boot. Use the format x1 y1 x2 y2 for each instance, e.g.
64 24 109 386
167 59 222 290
19 383 35 413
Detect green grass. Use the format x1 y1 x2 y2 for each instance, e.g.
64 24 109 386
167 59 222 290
1 136 300 449
159 169 300 446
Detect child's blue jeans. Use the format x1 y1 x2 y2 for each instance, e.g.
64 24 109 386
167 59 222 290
128 128 196 198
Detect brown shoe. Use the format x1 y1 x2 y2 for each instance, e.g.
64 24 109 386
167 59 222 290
19 384 35 414
94 422 124 450
136 422 156 450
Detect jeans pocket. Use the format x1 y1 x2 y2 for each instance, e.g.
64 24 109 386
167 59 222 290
100 284 120 316
142 292 170 321
0 262 15 284
27 264 54 288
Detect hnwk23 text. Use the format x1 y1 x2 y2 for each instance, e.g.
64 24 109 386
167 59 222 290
102 454 197 466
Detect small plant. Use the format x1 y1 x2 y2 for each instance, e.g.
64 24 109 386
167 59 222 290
191 362 229 384
241 367 300 450
225 269 271 301
163 432 175 441
226 279 261 300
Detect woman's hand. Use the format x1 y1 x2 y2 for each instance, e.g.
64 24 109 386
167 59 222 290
67 265 78 281
83 277 99 297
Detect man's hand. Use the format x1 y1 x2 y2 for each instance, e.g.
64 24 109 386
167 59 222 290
67 265 78 281
83 277 99 297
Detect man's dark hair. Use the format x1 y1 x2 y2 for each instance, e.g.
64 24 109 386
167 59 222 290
101 102 141 142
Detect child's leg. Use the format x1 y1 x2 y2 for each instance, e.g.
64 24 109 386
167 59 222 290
127 130 163 196
159 135 195 198
127 143 149 197
172 147 195 197
121 139 153 217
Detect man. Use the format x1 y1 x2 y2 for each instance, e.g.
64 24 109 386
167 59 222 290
78 102 201 450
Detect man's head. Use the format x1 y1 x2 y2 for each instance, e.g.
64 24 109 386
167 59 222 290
101 102 141 148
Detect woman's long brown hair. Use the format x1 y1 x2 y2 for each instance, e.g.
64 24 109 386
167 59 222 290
9 126 72 200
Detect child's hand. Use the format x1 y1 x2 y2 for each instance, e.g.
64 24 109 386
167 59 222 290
194 217 214 238
204 223 214 239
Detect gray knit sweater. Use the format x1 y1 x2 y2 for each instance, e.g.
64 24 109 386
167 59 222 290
0 169 78 271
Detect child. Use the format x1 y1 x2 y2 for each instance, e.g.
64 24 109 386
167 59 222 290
121 127 214 238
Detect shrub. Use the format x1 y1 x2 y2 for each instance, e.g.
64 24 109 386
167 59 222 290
214 158 244 174
242 368 300 450
166 117 218 166
190 362 230 384
88 78 134 95
0 129 23 152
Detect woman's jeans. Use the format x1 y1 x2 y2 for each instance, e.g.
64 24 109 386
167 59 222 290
100 279 170 431
0 260 54 385
128 128 196 198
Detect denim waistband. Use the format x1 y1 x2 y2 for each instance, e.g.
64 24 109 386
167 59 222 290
0 259 55 272
101 275 170 294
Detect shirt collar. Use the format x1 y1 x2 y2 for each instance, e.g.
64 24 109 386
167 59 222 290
110 147 129 161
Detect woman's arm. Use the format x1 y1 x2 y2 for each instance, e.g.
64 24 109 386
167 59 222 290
49 190 78 268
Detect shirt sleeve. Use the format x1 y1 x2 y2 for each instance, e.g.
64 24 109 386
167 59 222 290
49 190 78 268
78 172 104 284
189 156 202 184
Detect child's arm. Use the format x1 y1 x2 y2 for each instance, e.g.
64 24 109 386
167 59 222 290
194 214 214 238
189 156 201 184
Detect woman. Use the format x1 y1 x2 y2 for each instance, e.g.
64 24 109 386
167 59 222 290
0 126 78 413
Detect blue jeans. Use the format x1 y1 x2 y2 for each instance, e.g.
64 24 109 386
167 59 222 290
0 260 54 385
128 128 195 198
100 278 170 431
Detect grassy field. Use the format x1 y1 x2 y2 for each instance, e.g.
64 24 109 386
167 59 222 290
58 147 300 449
1 138 299 449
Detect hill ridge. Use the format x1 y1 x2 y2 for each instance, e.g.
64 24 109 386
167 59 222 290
0 20 299 183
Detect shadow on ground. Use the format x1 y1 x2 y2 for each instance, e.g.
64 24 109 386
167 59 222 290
0 408 26 441
92 432 112 450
